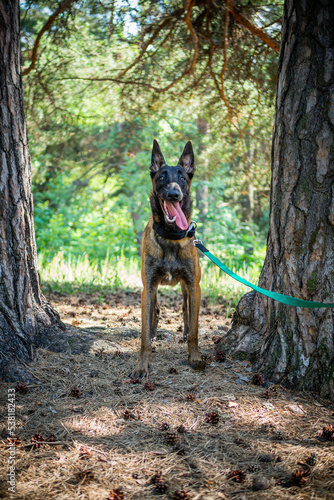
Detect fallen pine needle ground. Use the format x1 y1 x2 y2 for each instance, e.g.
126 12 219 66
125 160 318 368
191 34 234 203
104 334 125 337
1 290 334 499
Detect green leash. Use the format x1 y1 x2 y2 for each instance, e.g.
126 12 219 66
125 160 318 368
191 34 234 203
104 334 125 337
195 241 334 309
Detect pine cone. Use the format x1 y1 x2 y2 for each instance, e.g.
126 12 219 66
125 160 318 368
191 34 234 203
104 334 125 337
252 373 264 386
215 350 226 362
186 393 195 402
291 469 308 486
165 431 181 446
31 434 44 449
212 335 222 344
69 386 82 398
123 409 135 420
322 425 334 440
160 422 170 431
205 411 219 425
107 488 124 500
306 453 317 466
171 490 191 499
150 471 168 493
176 425 186 434
15 382 29 394
144 381 156 391
130 377 141 384
150 471 163 485
154 479 168 494
169 367 178 374
227 470 246 483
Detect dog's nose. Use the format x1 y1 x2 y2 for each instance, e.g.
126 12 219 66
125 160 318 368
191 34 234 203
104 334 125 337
167 189 182 201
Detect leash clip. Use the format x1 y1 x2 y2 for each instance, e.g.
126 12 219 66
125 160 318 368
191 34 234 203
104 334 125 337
193 226 203 246
193 237 203 246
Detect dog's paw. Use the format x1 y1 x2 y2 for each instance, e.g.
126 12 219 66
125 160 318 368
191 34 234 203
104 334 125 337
191 359 208 371
131 365 150 379
188 355 207 371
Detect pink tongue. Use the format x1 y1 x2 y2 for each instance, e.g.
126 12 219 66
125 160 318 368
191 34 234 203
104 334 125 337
165 201 189 230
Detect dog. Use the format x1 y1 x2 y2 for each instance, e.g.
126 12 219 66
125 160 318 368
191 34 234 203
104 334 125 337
136 139 201 377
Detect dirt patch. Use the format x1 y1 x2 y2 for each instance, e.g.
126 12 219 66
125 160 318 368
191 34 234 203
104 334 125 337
1 291 334 499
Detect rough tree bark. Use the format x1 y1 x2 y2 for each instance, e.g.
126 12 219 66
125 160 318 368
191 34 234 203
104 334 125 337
0 0 63 381
225 0 334 397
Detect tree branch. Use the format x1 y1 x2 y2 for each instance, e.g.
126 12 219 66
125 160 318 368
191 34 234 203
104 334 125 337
58 76 164 92
226 0 280 53
184 0 198 74
116 8 183 79
220 2 234 122
207 2 240 134
156 0 198 93
22 0 77 76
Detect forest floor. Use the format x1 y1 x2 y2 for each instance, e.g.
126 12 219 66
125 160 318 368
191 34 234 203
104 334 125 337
1 289 334 500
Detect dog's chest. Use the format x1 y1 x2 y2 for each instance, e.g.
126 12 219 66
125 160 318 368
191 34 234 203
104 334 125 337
160 262 187 285
153 249 193 286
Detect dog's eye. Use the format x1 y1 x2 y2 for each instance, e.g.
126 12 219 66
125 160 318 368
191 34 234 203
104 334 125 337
180 176 185 182
159 175 164 181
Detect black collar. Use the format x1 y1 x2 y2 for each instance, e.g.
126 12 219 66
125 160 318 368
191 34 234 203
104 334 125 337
153 221 197 240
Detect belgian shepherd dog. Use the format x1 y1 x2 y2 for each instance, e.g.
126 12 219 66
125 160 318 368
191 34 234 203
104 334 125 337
136 140 201 376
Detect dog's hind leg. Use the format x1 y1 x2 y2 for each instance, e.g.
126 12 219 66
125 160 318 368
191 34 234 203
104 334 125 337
181 281 189 342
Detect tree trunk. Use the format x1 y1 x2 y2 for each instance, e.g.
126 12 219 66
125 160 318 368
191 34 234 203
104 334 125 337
226 0 334 398
0 0 63 381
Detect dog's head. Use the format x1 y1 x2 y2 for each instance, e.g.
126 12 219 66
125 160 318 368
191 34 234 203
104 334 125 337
149 140 195 231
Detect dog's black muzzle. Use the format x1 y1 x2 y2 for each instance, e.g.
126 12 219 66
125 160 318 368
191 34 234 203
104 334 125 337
165 182 183 202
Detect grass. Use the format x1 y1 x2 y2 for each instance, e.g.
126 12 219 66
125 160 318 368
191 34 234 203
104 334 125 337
39 251 142 293
39 251 263 309
200 256 262 307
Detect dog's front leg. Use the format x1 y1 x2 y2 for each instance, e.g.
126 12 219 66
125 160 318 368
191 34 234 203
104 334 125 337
186 282 201 366
181 281 189 342
151 291 160 339
135 284 157 377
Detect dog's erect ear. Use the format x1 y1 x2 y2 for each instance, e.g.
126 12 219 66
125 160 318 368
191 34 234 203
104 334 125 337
178 141 195 175
150 139 165 174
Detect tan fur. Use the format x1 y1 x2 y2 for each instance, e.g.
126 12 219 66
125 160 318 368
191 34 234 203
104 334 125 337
137 216 201 377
